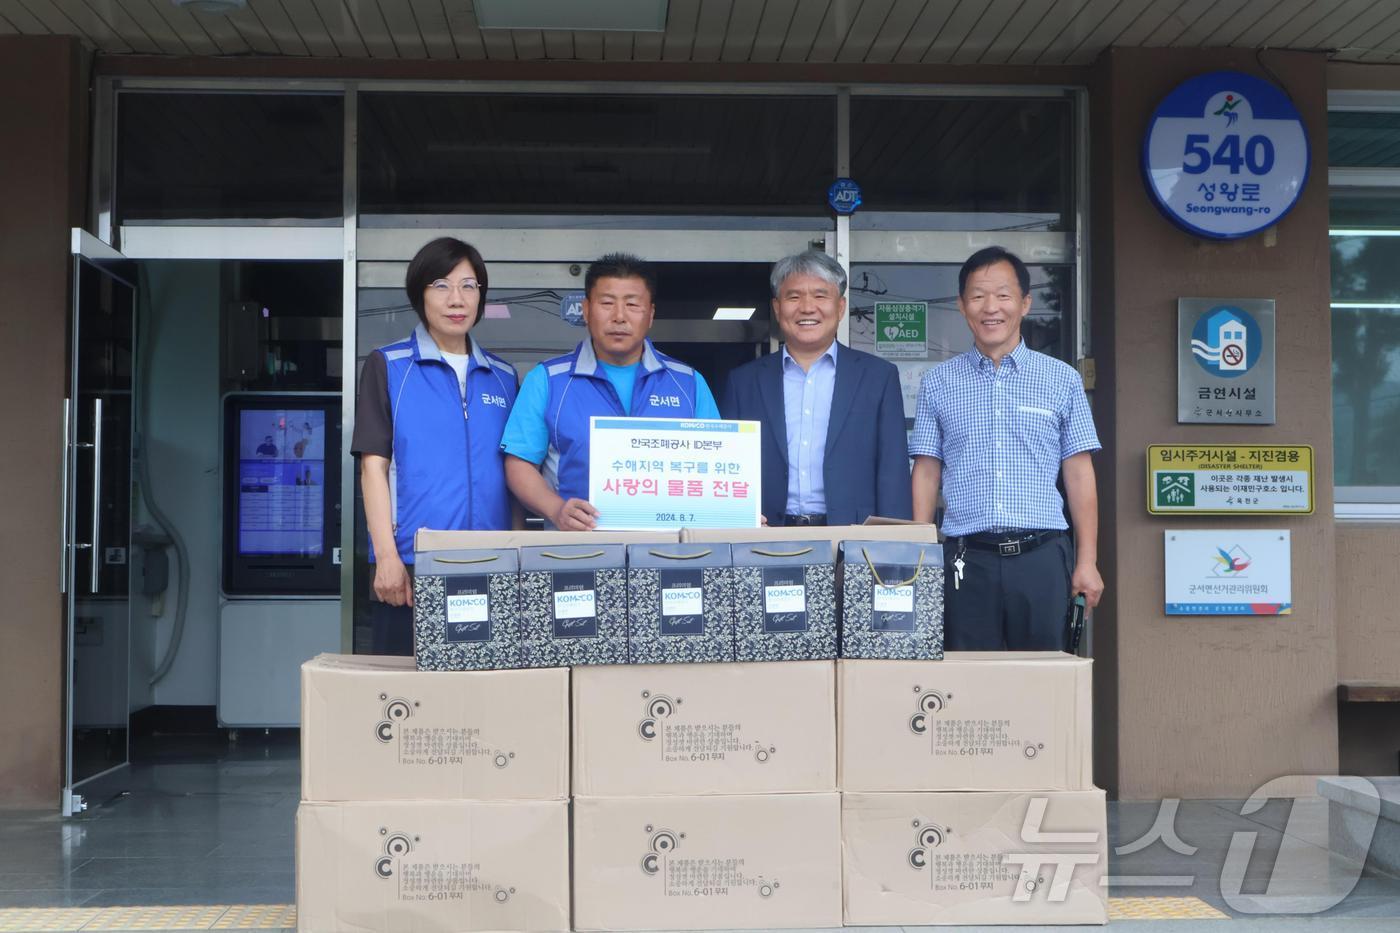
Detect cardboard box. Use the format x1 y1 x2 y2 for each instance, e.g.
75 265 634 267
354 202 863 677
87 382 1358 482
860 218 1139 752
519 543 630 668
842 790 1108 926
627 543 735 664
838 653 1093 791
839 539 944 660
572 661 835 796
730 540 837 662
416 528 680 552
412 548 521 671
572 793 842 931
300 654 568 802
297 799 570 933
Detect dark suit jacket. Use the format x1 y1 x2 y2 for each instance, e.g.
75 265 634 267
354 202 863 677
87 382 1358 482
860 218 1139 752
721 343 913 525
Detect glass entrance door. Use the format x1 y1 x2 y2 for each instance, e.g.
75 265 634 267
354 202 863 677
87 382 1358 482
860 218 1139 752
62 231 136 815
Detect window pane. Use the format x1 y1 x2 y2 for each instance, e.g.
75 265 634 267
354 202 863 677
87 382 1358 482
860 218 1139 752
847 262 1073 420
850 97 1074 231
1329 111 1400 168
359 92 835 215
1330 186 1400 493
117 93 343 221
1333 307 1400 486
1332 234 1400 303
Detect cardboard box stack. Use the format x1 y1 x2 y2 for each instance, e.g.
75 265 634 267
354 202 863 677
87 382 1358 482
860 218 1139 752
296 654 572 932
838 652 1108 926
571 660 843 931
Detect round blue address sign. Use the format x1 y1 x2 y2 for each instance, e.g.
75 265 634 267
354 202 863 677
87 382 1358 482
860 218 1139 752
1142 71 1310 240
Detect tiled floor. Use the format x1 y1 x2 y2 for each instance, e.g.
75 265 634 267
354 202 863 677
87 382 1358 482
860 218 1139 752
1 732 1398 930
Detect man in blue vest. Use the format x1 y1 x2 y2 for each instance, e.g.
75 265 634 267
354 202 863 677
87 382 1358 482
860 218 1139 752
502 253 721 529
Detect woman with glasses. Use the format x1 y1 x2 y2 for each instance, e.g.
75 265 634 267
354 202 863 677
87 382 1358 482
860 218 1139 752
351 237 520 655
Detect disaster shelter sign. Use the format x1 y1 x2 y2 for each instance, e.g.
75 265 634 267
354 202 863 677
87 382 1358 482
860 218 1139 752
1177 297 1275 424
589 417 761 530
1142 70 1309 240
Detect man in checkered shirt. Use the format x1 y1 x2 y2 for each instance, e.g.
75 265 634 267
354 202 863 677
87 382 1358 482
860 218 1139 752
911 246 1103 650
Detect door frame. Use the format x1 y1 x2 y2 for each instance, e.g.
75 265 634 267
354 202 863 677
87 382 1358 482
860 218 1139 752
63 230 138 816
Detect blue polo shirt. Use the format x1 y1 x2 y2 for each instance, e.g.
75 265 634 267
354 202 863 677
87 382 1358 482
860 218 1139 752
501 339 720 501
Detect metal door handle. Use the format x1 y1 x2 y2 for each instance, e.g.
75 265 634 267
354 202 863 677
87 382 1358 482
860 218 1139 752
89 398 103 594
59 399 70 595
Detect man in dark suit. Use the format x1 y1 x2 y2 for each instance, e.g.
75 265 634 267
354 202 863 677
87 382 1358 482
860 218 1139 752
721 250 912 526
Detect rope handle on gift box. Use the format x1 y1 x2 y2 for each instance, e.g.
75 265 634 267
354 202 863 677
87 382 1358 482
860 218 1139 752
647 548 714 560
433 554 500 564
862 547 925 587
539 550 606 560
751 546 814 558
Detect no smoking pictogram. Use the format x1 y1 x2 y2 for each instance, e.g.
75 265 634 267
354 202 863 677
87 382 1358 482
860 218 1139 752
1221 344 1244 366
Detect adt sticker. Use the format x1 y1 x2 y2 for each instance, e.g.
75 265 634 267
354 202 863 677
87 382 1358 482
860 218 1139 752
1190 305 1262 378
1142 71 1309 240
828 177 862 215
561 291 585 326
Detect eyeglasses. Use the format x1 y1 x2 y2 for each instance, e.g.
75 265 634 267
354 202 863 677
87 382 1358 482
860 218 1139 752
428 278 480 295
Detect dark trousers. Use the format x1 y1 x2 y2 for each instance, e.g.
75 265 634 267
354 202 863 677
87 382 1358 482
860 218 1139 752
369 598 414 656
943 532 1074 651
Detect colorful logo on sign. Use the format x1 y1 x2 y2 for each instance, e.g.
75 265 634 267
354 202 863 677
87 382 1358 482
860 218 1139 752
1142 71 1309 240
1191 305 1261 378
1210 545 1252 577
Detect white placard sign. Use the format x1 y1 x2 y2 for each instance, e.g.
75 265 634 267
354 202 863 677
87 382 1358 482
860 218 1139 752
1143 71 1310 240
588 417 762 529
1164 529 1291 616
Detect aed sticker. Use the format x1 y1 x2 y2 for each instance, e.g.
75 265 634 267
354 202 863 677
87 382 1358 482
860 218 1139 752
764 584 806 614
662 587 704 616
873 584 915 614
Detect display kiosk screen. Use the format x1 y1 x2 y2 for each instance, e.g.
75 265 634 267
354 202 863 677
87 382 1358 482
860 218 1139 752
223 394 340 595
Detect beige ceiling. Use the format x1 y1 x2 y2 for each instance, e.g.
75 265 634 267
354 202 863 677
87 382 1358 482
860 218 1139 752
2 0 1399 65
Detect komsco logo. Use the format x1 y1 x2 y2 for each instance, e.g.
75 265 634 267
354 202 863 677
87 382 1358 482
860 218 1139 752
374 694 417 743
906 820 951 870
907 686 951 736
374 828 417 879
637 691 679 741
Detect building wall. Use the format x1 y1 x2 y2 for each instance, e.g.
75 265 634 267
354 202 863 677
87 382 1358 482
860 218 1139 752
1091 47 1338 799
0 36 89 806
1335 525 1400 777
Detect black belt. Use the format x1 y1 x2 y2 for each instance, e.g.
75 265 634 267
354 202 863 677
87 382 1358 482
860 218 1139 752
954 529 1064 557
784 513 827 526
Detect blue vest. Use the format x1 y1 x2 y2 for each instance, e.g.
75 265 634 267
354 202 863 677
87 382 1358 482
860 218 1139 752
377 324 517 563
543 339 701 503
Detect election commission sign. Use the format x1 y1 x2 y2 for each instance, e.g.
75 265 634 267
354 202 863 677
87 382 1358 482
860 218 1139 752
1147 445 1313 515
1177 297 1275 424
589 417 762 529
1142 70 1309 240
1164 529 1291 616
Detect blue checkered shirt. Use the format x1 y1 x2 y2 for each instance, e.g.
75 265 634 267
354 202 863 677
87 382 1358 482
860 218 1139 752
910 341 1100 537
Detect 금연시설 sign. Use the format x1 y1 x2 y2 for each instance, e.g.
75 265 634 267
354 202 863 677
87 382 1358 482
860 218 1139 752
588 417 762 529
1142 70 1309 240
